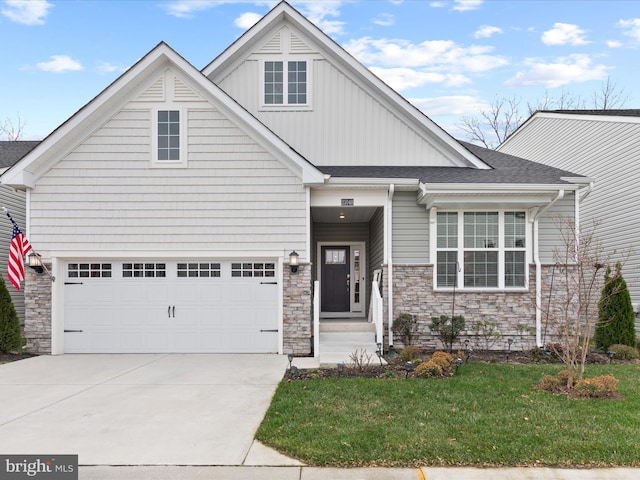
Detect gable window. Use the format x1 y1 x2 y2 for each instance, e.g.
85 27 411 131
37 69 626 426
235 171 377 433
152 109 186 167
263 60 308 107
158 110 180 161
436 211 527 289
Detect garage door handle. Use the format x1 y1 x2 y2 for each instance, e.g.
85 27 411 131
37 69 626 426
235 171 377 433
260 282 278 285
64 282 84 285
260 329 278 332
64 329 83 333
172 306 175 317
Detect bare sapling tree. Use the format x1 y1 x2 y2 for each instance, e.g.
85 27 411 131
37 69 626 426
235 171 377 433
546 216 610 388
0 115 26 141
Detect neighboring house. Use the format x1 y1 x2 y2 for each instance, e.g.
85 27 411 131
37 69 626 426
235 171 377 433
1 2 591 356
498 109 640 334
0 141 40 326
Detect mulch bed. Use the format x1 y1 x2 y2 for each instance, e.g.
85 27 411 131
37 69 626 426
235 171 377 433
0 353 38 364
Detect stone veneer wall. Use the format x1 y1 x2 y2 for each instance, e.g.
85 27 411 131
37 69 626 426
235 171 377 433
23 265 52 354
282 264 312 355
390 264 570 351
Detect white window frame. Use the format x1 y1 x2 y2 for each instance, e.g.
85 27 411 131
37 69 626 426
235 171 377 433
151 107 187 168
433 209 529 291
260 59 312 111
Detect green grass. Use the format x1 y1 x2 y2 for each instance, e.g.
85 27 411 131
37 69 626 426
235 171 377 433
256 363 640 467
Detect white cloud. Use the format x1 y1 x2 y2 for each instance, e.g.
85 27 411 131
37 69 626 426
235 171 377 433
453 0 483 12
296 1 345 35
36 55 83 73
344 37 508 73
96 61 127 75
474 25 502 39
373 13 394 27
541 23 589 46
618 18 640 43
163 1 276 19
607 40 623 48
505 54 609 88
235 11 262 29
410 95 491 116
1 0 52 25
370 66 470 90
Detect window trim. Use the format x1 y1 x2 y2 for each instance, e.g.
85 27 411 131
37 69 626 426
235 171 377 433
259 59 312 111
151 107 187 168
433 209 530 291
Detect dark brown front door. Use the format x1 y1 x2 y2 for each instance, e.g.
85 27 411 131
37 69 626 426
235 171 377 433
321 246 350 312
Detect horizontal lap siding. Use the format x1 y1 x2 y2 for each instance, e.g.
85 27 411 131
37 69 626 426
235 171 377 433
537 194 575 264
392 191 428 264
502 116 640 307
0 185 26 322
30 107 307 255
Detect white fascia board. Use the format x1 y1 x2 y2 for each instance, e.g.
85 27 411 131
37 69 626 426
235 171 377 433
421 182 579 193
323 177 420 188
202 3 489 171
1 167 36 189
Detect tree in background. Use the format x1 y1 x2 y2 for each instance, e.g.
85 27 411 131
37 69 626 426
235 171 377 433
457 77 630 148
0 115 26 141
0 276 22 353
594 262 637 350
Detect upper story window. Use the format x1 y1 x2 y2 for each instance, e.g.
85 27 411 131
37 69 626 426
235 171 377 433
263 60 308 107
152 109 186 167
436 211 527 290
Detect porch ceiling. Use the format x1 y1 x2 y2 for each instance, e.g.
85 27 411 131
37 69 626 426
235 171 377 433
311 206 378 223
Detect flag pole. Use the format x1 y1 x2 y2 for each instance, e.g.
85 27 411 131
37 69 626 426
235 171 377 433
2 206 55 283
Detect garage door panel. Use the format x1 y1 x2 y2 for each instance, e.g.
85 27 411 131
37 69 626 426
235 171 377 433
64 260 280 353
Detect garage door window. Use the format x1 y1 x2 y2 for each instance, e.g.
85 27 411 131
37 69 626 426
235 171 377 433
231 262 276 278
68 263 112 278
177 262 221 278
123 263 167 278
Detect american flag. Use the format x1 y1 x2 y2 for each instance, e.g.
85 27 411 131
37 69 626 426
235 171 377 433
6 211 33 290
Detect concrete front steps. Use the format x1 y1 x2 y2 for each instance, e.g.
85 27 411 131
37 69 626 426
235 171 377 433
318 320 385 366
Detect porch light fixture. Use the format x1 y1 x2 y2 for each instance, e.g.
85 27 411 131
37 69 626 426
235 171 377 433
27 252 44 273
339 212 345 219
26 252 55 282
289 251 299 274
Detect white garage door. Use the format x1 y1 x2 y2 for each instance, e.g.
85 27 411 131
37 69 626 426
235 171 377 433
64 260 279 353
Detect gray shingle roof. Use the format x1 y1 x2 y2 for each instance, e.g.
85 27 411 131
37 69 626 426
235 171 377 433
0 141 40 168
541 109 640 117
319 141 584 185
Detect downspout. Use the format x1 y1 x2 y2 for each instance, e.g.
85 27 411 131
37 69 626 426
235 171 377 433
533 189 564 347
386 184 395 347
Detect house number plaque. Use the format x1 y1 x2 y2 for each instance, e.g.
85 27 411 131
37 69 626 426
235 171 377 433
341 198 354 206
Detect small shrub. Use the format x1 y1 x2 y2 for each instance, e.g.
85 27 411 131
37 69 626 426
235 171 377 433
574 375 619 398
415 360 443 378
399 345 422 363
430 315 465 352
393 313 418 346
556 369 573 386
471 319 501 352
609 344 640 360
536 374 564 393
431 351 454 369
348 349 373 371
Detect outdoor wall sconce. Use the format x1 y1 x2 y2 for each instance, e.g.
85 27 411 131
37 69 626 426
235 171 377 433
27 252 44 273
289 251 299 274
26 252 55 282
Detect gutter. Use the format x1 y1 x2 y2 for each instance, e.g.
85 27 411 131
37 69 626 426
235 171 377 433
533 189 565 347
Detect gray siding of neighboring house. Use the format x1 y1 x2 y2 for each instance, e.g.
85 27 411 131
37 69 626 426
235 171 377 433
0 184 26 324
28 68 309 259
392 191 429 264
501 115 640 317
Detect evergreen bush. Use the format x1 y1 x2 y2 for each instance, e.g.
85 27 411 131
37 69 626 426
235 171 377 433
430 315 465 352
594 262 637 350
392 313 418 346
0 276 22 353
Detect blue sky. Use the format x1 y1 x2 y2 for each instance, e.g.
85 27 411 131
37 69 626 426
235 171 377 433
1 0 639 142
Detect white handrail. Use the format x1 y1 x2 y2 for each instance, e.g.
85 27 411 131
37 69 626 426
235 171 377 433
369 270 384 346
313 280 320 358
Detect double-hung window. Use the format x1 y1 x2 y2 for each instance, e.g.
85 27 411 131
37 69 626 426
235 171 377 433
153 109 186 167
263 60 308 106
436 211 527 289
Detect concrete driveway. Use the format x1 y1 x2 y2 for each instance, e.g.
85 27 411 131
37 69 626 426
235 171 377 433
0 354 289 465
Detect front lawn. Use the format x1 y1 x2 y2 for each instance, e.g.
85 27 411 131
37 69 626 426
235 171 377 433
256 363 640 467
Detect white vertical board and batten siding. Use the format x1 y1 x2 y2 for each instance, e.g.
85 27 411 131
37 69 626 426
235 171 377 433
501 115 640 305
28 68 307 256
213 26 463 168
